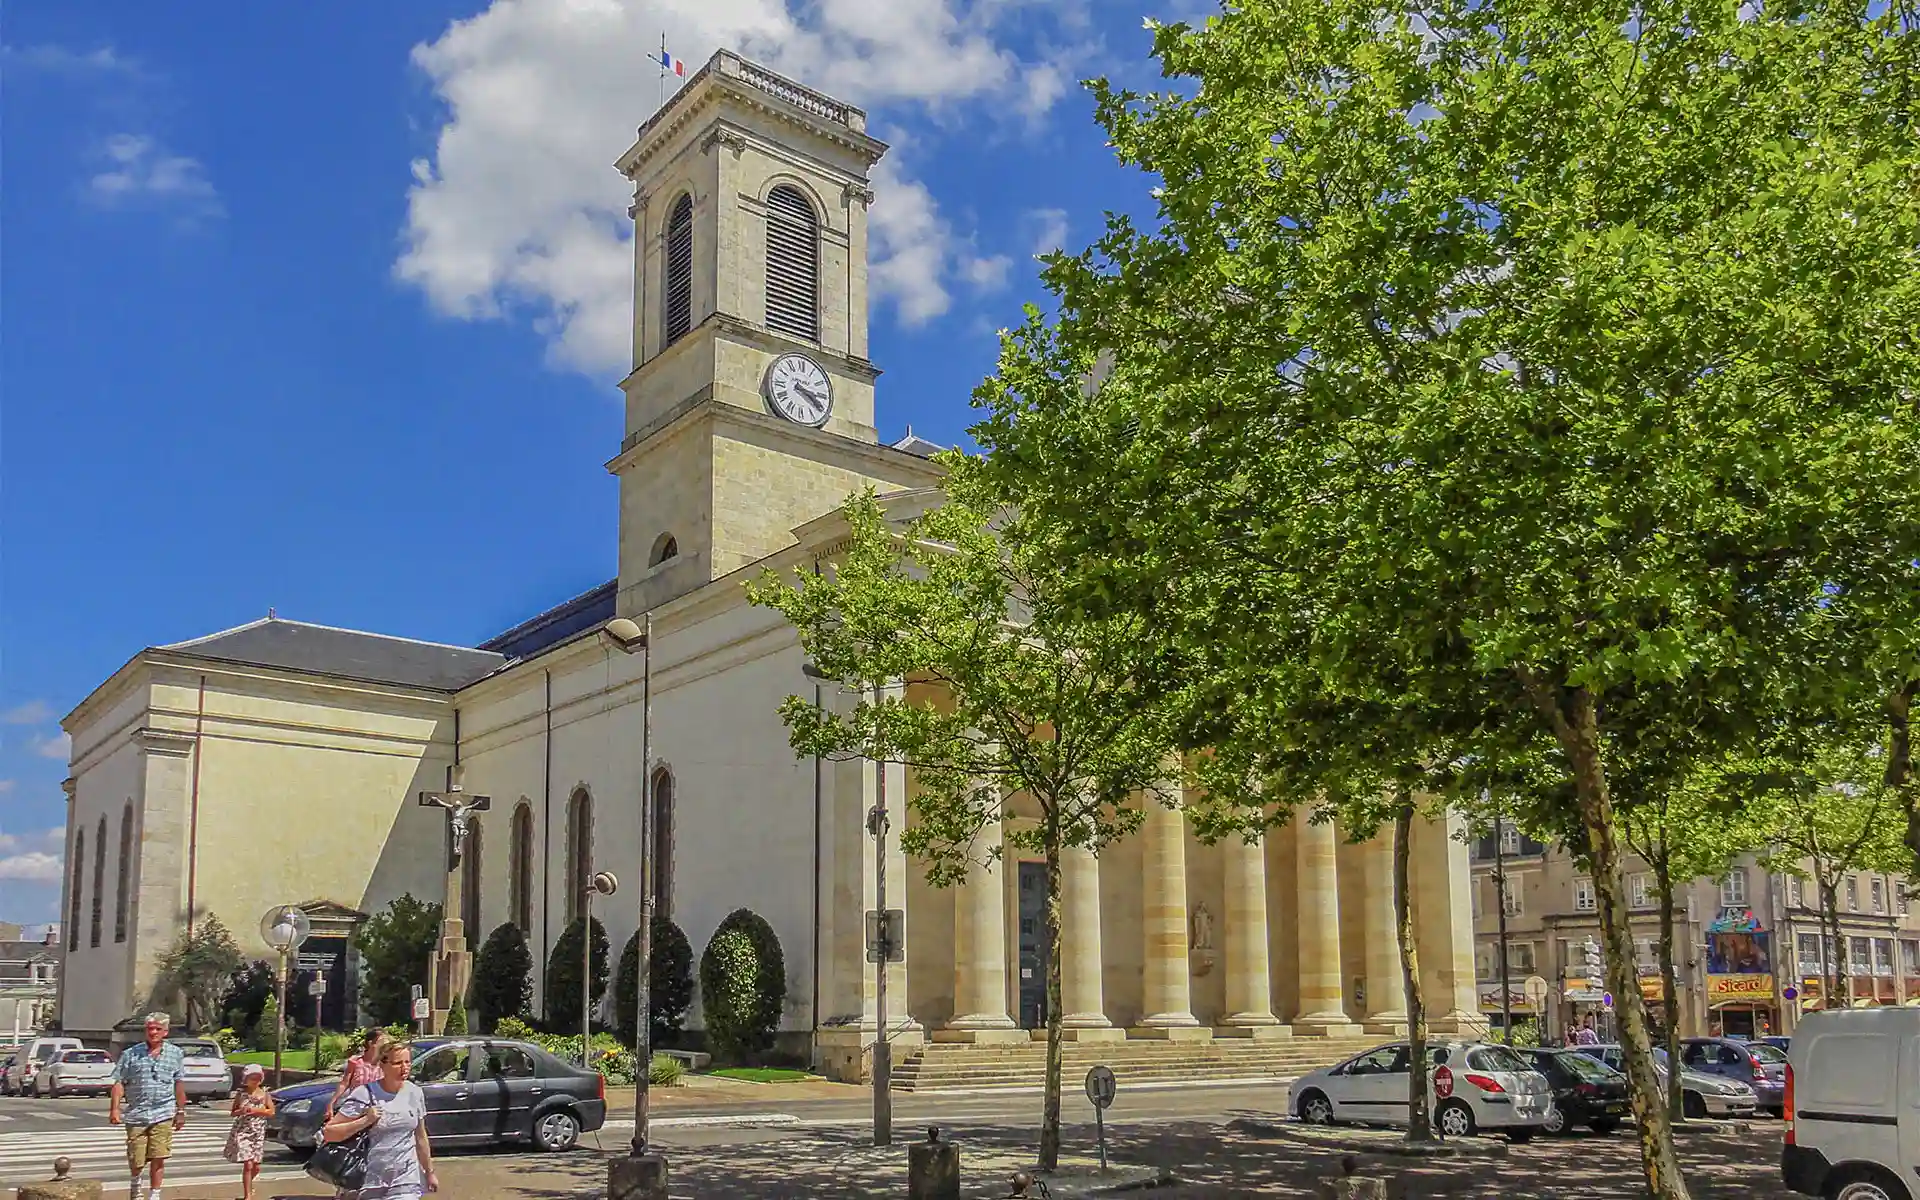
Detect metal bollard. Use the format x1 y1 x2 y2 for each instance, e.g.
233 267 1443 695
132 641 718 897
907 1126 961 1200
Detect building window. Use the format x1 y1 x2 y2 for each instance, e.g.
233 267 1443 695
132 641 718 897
662 193 694 345
1872 877 1887 914
763 184 819 341
649 533 679 567
650 767 674 920
1573 877 1596 913
1875 937 1897 976
114 802 133 944
460 816 484 937
1471 879 1484 920
90 815 106 948
1847 876 1860 912
1497 822 1522 857
68 828 85 952
1787 876 1804 909
1900 882 1911 917
1798 932 1824 975
565 788 593 924
1720 869 1747 909
1500 878 1522 917
1903 939 1920 977
510 802 534 935
1476 943 1496 980
1852 936 1874 974
1629 873 1655 910
1506 942 1536 973
1634 937 1659 973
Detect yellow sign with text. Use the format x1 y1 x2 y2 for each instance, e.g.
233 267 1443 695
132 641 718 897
1707 973 1776 1002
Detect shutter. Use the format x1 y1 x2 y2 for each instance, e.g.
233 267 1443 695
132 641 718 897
663 195 694 345
764 185 818 341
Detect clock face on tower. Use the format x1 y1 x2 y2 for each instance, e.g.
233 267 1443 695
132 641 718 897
762 353 833 427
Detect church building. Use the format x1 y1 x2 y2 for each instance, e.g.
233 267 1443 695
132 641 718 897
57 52 1485 1076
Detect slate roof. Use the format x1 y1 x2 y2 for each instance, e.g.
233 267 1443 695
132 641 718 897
160 619 506 692
889 427 949 458
478 579 618 662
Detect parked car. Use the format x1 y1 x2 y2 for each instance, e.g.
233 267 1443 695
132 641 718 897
0 1054 21 1096
167 1037 232 1101
16 1037 82 1098
1683 1036 1786 1115
1783 1008 1916 1200
1572 1043 1759 1119
1291 1040 1553 1141
39 1049 116 1098
266 1038 606 1155
1528 1048 1629 1135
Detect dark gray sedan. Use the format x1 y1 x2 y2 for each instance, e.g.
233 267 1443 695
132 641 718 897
267 1038 607 1154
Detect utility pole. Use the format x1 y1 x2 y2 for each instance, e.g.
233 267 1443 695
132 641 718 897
869 678 894 1147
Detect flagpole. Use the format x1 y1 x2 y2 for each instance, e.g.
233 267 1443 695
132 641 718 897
658 32 667 110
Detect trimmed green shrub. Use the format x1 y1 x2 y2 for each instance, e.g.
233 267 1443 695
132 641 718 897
443 994 468 1034
314 1032 353 1073
471 923 534 1033
494 1016 538 1041
544 916 610 1035
614 915 695 1049
699 908 786 1065
649 1053 685 1087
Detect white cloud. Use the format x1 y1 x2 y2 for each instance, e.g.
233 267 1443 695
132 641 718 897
2 44 140 75
0 781 14 795
0 828 65 883
33 732 71 760
1026 206 1069 256
398 0 1086 375
0 701 50 725
88 134 222 217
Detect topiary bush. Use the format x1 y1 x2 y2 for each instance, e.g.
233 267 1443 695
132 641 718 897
544 916 610 1035
615 915 695 1049
443 994 468 1034
699 908 786 1065
471 923 534 1033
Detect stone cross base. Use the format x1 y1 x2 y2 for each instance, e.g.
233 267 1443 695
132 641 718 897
1318 1176 1388 1200
608 1153 669 1200
18 1179 103 1199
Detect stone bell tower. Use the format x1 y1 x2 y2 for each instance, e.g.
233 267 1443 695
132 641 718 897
609 51 931 618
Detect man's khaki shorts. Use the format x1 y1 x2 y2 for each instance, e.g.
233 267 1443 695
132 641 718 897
126 1121 174 1172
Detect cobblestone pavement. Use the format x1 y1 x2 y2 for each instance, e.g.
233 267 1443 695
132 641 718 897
146 1119 1793 1199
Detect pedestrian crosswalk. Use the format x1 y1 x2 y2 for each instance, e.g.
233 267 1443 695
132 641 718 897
0 1124 296 1189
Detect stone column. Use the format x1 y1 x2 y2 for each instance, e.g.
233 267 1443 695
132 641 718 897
1130 802 1208 1040
1362 832 1410 1034
1293 816 1361 1036
1059 844 1123 1040
1415 810 1488 1034
1216 833 1287 1039
936 815 1024 1042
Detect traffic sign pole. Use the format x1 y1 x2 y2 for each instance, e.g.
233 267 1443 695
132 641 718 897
1085 1066 1116 1171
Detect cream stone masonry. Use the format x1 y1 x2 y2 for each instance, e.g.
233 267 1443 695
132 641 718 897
936 814 1024 1044
1217 833 1285 1038
1058 844 1122 1040
1292 817 1362 1036
1361 832 1411 1034
1132 802 1207 1039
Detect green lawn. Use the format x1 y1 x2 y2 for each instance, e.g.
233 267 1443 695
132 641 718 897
226 1050 317 1071
707 1067 815 1084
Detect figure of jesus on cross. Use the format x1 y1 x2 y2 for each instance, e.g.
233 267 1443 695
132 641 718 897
419 771 490 1031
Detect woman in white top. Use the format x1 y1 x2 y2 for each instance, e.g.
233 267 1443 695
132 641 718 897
320 1041 438 1198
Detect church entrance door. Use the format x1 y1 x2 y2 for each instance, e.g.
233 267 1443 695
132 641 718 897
1017 861 1051 1029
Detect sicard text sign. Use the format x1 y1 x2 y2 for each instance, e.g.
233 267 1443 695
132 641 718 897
1706 973 1776 1002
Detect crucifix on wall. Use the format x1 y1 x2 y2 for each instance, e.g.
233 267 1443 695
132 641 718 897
418 775 490 1031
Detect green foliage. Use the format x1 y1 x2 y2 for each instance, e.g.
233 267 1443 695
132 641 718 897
698 909 786 1065
443 994 468 1035
152 914 245 1032
1506 1021 1542 1049
493 1016 538 1041
544 916 610 1035
220 962 275 1039
615 916 695 1049
649 1053 685 1087
314 1032 353 1073
213 1027 241 1055
353 894 442 1027
253 996 280 1051
471 923 534 1033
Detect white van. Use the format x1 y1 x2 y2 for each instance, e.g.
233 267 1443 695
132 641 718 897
1785 1008 1920 1200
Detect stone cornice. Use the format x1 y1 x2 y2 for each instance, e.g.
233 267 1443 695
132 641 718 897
133 727 197 758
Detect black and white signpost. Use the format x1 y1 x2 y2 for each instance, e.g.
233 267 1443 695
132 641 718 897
1085 1065 1117 1171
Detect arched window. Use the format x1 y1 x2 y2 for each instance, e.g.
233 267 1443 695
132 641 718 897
650 768 675 920
115 802 133 944
662 194 694 346
764 184 818 341
461 817 483 936
90 815 106 948
565 788 593 924
510 802 534 934
68 828 84 951
650 533 679 566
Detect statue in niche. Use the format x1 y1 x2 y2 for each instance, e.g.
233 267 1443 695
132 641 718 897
1190 901 1216 951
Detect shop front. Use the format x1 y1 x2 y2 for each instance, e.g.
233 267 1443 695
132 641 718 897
1479 984 1542 1038
1706 917 1778 1038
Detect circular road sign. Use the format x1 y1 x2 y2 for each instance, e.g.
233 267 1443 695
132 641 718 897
1783 985 1799 1001
1602 991 1615 1008
1085 1065 1117 1109
1433 1065 1454 1099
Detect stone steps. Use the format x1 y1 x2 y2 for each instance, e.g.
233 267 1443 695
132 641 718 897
890 1035 1377 1092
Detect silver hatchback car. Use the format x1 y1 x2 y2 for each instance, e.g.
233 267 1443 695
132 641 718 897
1291 1040 1555 1140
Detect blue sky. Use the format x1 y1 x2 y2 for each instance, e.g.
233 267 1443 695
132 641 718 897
0 0 1178 922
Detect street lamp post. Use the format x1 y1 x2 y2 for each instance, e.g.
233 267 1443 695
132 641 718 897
259 905 311 1090
583 872 619 1066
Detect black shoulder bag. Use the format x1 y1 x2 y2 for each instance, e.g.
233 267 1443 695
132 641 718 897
305 1093 373 1190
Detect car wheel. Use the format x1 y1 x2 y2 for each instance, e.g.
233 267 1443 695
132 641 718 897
533 1108 581 1152
1296 1090 1335 1125
1827 1165 1913 1200
1436 1100 1476 1138
1589 1118 1620 1135
1682 1091 1707 1120
1541 1106 1568 1135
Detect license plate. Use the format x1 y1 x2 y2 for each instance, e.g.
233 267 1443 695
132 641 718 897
1605 1104 1626 1114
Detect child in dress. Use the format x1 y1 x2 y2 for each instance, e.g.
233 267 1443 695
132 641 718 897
224 1064 275 1199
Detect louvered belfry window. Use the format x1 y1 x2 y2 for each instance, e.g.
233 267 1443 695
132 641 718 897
663 194 694 345
764 185 819 341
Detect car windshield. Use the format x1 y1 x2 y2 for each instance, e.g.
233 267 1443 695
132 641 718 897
171 1041 221 1058
1551 1050 1619 1082
1749 1043 1787 1064
1466 1045 1532 1073
62 1051 110 1063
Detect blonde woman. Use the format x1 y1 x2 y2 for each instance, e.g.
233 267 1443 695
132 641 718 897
322 1042 437 1198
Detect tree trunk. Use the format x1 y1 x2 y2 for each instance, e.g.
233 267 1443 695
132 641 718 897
1558 688 1692 1200
1891 681 1918 876
1821 881 1845 1008
1656 865 1684 1125
1394 800 1432 1141
1039 811 1066 1172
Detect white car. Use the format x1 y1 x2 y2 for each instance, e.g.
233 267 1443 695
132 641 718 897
1291 1040 1554 1140
17 1037 82 1098
1573 1044 1759 1119
1784 1008 1920 1200
168 1037 232 1101
39 1049 115 1098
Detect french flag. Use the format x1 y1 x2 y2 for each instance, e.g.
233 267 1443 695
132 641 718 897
659 49 687 77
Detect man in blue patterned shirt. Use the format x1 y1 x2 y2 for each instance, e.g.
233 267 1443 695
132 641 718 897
109 1011 187 1200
